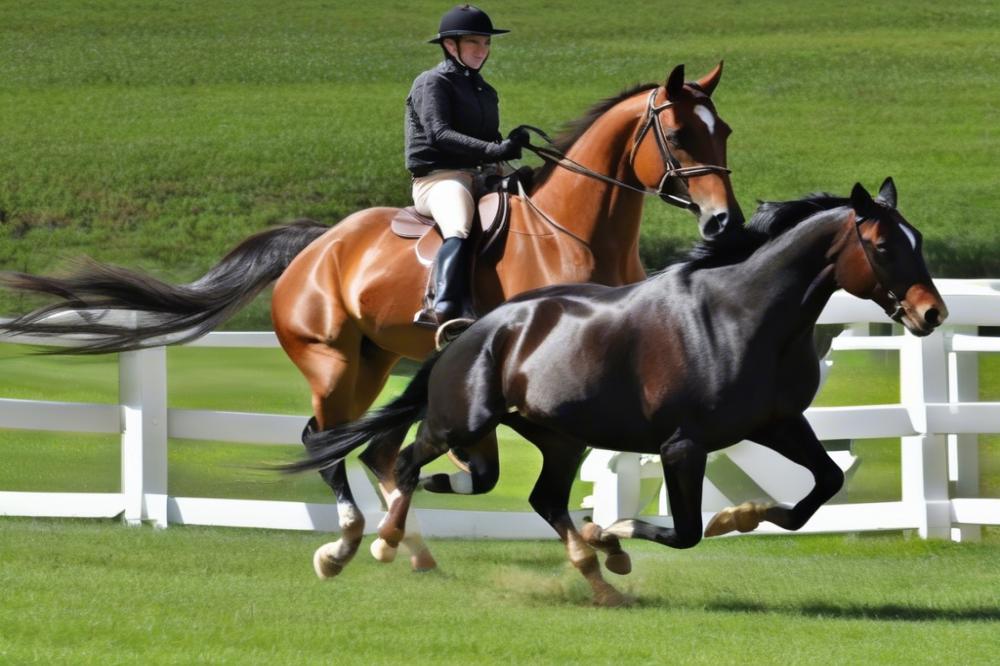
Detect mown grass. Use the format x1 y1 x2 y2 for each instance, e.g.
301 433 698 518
1 518 998 665
1 1 998 327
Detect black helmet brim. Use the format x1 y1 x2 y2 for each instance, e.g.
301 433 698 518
428 28 509 44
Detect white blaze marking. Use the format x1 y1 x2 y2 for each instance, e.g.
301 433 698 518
899 223 918 250
694 105 716 135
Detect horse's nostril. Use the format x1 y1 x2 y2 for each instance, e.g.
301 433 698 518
924 308 940 327
701 220 721 239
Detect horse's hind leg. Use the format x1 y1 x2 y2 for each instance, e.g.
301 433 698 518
374 424 454 558
352 347 438 572
302 419 366 579
419 432 500 496
359 423 438 571
287 339 369 579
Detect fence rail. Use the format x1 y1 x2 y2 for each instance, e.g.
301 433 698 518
1 278 999 541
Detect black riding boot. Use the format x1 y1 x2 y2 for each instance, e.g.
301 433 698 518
414 236 474 329
431 236 473 324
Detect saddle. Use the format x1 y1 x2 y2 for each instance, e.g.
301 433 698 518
390 174 557 325
390 190 510 260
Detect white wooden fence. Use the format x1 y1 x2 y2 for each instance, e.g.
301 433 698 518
1 279 999 541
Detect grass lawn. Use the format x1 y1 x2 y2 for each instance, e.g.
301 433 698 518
1 0 998 330
1 518 997 664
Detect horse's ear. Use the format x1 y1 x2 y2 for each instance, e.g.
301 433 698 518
665 64 685 99
876 177 897 209
850 182 878 220
696 61 724 96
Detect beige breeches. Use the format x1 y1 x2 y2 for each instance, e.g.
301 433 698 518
411 169 477 240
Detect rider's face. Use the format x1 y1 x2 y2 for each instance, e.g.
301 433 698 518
445 35 491 69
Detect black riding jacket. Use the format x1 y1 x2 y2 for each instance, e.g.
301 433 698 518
405 58 504 176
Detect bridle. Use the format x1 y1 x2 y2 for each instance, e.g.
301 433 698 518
512 87 731 212
854 216 906 322
628 88 731 209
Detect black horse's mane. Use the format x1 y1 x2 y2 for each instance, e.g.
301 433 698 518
529 83 659 193
679 193 851 273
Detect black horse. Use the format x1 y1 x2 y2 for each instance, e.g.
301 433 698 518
288 178 947 605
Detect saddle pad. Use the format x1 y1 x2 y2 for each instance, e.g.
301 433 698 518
391 193 509 239
390 207 436 239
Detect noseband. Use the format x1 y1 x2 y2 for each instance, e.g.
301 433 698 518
512 86 730 210
854 217 906 322
628 89 731 210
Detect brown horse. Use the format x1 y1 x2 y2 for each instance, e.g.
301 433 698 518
286 179 948 605
0 63 741 577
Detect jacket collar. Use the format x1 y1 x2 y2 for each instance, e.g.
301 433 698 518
439 56 484 81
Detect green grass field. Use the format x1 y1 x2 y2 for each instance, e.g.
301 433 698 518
1 0 998 328
2 518 998 664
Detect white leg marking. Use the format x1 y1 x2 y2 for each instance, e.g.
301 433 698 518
336 502 363 529
449 471 474 494
694 105 716 135
604 520 637 539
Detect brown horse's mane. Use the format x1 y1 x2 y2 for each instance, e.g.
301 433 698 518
528 82 659 193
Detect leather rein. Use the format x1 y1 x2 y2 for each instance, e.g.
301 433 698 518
854 216 906 322
513 88 731 212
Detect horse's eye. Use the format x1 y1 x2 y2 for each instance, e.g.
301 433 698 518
665 130 681 147
875 242 893 260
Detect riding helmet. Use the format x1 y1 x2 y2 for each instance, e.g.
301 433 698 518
428 4 509 44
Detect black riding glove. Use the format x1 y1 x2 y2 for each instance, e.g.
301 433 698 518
507 126 531 148
491 139 522 161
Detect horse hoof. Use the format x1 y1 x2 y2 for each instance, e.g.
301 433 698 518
410 548 438 572
313 542 346 579
370 538 398 563
604 552 632 576
705 501 767 537
593 587 631 608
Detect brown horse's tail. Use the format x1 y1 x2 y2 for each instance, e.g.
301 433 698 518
0 219 328 354
282 350 443 474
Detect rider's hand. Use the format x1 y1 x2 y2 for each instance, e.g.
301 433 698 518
494 139 522 161
507 126 531 148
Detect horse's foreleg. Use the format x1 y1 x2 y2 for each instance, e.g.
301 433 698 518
710 415 843 535
605 435 707 550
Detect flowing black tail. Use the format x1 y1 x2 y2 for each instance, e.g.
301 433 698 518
0 219 329 354
283 351 443 474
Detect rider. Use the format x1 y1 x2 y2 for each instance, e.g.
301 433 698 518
406 4 529 327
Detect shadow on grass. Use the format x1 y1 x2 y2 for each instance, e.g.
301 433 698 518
691 599 1000 623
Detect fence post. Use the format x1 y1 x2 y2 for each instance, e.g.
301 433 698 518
899 329 950 539
586 452 641 527
947 326 981 542
120 347 168 528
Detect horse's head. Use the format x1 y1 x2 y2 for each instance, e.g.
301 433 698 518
629 63 744 240
837 178 948 336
